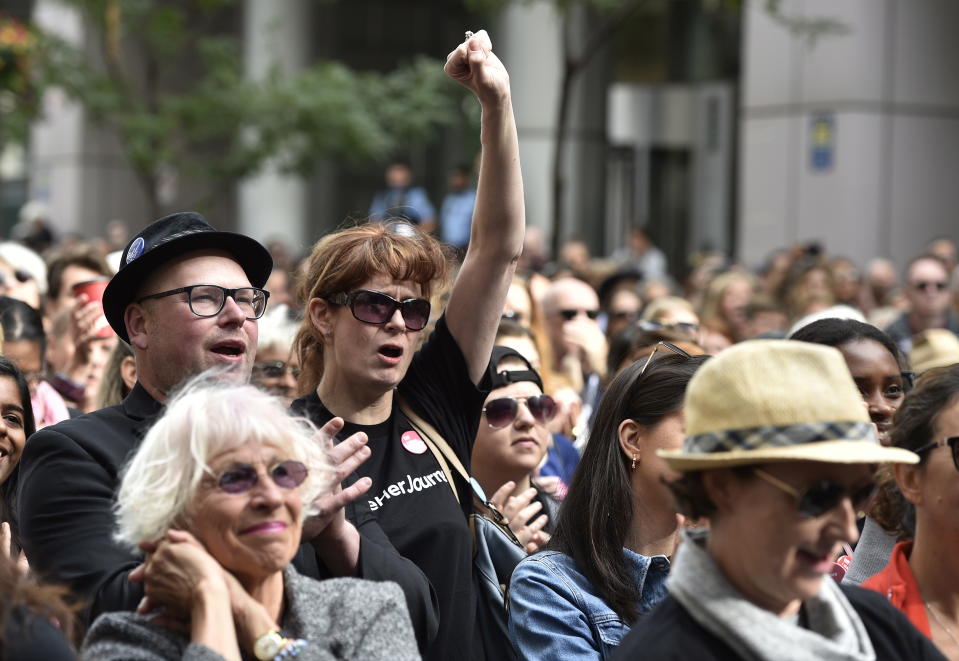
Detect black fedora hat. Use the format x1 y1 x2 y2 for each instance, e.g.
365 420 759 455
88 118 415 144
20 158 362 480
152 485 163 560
103 212 273 342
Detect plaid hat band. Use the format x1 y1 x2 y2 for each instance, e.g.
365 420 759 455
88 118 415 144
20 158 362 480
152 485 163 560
687 420 876 455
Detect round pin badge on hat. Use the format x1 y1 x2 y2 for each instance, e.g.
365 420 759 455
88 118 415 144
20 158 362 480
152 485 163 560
126 237 145 263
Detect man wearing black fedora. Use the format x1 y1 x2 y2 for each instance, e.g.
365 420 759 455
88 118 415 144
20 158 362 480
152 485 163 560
15 212 436 646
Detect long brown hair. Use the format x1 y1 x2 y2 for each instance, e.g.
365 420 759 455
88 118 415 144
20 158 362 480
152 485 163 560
293 220 452 392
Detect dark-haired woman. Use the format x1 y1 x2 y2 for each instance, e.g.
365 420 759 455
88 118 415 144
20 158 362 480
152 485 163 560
0 296 70 430
790 317 909 584
508 350 708 659
790 318 908 446
0 355 37 557
864 364 959 659
472 347 558 553
291 31 523 661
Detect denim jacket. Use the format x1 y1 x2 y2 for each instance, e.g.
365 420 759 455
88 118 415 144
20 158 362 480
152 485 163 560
507 548 670 660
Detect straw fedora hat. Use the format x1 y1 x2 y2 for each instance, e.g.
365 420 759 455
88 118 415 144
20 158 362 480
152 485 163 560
658 340 919 471
910 329 959 375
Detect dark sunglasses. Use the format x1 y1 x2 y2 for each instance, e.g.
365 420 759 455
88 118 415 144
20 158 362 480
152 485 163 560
640 340 691 374
327 290 431 331
252 361 301 380
914 436 959 470
559 309 599 321
912 280 947 292
483 394 557 429
0 269 33 286
753 468 878 518
216 461 308 494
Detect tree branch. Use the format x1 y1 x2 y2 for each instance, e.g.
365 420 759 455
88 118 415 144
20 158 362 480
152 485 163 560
568 0 650 76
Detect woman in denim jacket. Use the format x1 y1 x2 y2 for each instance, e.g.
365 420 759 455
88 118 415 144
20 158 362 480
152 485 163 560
508 346 708 659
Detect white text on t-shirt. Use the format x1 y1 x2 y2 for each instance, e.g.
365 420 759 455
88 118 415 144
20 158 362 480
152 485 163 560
368 469 450 511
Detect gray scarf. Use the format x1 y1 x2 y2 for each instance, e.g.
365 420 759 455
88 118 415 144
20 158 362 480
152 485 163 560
669 530 876 661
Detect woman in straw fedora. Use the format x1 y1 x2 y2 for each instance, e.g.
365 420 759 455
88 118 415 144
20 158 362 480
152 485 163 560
613 340 943 661
863 364 959 659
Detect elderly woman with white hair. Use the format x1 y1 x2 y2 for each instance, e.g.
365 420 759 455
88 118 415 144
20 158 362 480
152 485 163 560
81 377 419 661
613 341 943 661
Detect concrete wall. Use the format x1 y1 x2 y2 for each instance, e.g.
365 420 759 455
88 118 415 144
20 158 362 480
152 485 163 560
738 0 959 269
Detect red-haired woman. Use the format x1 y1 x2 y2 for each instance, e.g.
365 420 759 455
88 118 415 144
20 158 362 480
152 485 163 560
291 30 524 661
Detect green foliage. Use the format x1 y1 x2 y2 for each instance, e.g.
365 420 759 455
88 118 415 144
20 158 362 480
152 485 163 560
12 0 463 210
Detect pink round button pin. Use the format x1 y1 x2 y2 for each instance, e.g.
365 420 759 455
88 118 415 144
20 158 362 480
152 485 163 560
401 430 428 454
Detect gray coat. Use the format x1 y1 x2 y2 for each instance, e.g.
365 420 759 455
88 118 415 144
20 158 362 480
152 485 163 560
81 566 420 660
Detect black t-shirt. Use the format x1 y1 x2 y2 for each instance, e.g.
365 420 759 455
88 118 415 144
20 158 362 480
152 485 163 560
292 316 485 661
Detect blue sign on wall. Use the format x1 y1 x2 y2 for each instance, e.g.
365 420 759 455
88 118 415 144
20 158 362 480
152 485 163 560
810 113 835 172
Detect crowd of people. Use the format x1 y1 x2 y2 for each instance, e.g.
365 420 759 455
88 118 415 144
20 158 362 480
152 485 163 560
0 28 958 661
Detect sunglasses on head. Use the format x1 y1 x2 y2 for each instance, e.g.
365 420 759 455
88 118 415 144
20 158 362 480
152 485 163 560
912 280 947 292
559 309 599 321
215 460 308 494
753 468 877 518
640 340 691 374
326 289 431 331
914 436 959 471
483 394 557 429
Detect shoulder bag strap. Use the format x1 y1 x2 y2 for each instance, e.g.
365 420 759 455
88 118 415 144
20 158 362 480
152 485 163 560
397 397 468 504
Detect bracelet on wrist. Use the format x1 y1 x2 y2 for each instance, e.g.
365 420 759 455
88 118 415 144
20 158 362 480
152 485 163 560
253 628 308 661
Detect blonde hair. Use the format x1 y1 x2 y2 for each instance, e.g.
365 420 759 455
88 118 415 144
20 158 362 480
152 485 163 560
641 296 694 323
114 372 333 547
293 220 452 391
698 271 754 339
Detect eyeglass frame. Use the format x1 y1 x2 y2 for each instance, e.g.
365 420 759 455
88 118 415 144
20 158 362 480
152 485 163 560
325 289 431 331
210 460 309 495
753 467 878 519
252 360 301 380
911 280 948 292
482 394 558 429
914 436 959 470
558 308 599 321
640 340 692 375
136 284 270 320
637 318 700 336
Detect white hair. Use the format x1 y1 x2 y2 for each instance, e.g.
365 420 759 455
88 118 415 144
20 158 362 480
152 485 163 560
0 241 48 294
114 372 333 547
256 303 300 353
787 304 867 338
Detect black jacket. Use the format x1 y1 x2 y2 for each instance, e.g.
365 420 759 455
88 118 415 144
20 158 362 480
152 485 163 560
613 584 946 660
15 382 438 649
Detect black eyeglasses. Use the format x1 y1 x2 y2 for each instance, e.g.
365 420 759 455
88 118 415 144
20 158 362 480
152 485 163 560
137 284 269 320
640 340 691 374
753 468 878 518
483 394 557 429
912 280 947 292
559 309 599 321
215 461 308 494
252 361 301 380
326 290 431 331
914 436 959 470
